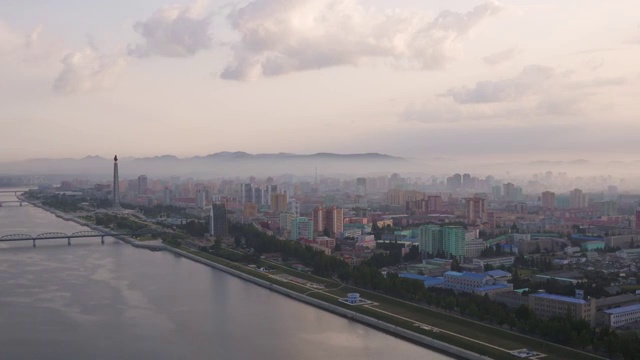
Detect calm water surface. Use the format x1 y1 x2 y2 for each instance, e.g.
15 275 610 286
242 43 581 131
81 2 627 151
0 191 451 360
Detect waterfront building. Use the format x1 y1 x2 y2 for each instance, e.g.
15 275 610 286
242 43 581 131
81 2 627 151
112 155 120 208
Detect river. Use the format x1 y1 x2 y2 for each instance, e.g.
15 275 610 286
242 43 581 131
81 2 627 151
0 191 450 360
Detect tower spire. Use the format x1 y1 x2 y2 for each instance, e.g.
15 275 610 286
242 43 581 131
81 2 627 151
113 155 120 208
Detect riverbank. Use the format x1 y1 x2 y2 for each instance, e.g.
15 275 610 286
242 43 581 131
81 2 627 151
19 196 604 360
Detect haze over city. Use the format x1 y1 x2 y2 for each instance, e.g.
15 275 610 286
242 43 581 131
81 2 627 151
2 0 640 163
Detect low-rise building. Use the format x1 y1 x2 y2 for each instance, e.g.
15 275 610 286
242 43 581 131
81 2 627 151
581 240 605 252
472 256 515 268
603 304 640 328
529 291 596 327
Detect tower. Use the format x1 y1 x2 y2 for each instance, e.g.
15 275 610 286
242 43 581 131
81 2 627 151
113 155 120 208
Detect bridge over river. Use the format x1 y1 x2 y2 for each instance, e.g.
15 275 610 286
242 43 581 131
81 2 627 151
0 229 158 247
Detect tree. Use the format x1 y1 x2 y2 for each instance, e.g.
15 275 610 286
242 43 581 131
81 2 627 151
213 237 222 251
323 227 331 237
234 235 242 248
333 243 342 252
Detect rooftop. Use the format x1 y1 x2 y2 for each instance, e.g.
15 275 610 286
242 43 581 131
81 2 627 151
475 284 512 292
604 303 640 315
531 292 588 304
444 271 488 280
486 270 512 278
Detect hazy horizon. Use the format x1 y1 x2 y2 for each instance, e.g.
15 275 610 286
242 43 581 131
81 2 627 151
2 0 640 163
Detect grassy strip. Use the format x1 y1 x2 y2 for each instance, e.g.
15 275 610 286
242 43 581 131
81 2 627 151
261 259 601 360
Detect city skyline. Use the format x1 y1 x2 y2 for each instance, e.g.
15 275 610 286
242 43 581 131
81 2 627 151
2 0 640 162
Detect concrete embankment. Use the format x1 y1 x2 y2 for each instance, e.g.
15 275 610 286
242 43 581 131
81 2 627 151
165 246 491 360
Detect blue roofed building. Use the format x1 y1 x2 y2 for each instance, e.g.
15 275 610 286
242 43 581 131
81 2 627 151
399 273 445 287
529 290 596 326
603 303 640 328
442 271 513 298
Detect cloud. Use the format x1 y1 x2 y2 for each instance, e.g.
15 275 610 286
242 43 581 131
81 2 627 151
404 65 632 124
445 65 557 104
0 22 56 63
53 46 126 94
221 0 503 80
128 0 213 58
482 47 520 66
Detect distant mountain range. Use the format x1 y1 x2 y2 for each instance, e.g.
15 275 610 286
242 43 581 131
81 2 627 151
0 152 407 177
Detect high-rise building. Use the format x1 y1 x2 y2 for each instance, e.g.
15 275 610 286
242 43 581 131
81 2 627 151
271 192 288 213
196 189 207 208
112 155 120 208
210 204 228 238
447 174 462 190
324 206 343 237
541 191 556 209
635 205 640 231
465 197 486 224
312 206 324 234
356 177 367 197
418 225 443 256
137 175 148 195
427 195 443 213
240 183 253 204
418 225 466 259
569 188 588 208
462 173 471 188
163 187 173 205
253 187 263 206
443 226 466 260
265 185 278 206
503 183 516 201
492 185 502 200
291 217 313 240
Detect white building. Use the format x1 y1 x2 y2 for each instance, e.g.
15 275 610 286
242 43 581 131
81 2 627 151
472 256 515 268
465 239 487 258
604 304 640 328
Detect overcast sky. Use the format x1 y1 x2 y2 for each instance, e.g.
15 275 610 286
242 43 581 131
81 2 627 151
1 0 639 162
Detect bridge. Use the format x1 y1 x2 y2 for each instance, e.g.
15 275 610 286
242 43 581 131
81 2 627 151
0 190 27 195
0 229 159 247
0 200 26 206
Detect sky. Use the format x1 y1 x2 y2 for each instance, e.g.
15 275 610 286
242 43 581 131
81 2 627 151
1 0 639 162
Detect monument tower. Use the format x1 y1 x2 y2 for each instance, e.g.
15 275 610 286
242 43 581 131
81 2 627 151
113 155 120 208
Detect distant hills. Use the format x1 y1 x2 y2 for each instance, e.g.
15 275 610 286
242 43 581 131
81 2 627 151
0 152 406 177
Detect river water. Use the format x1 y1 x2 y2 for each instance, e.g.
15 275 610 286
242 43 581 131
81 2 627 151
0 191 449 360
